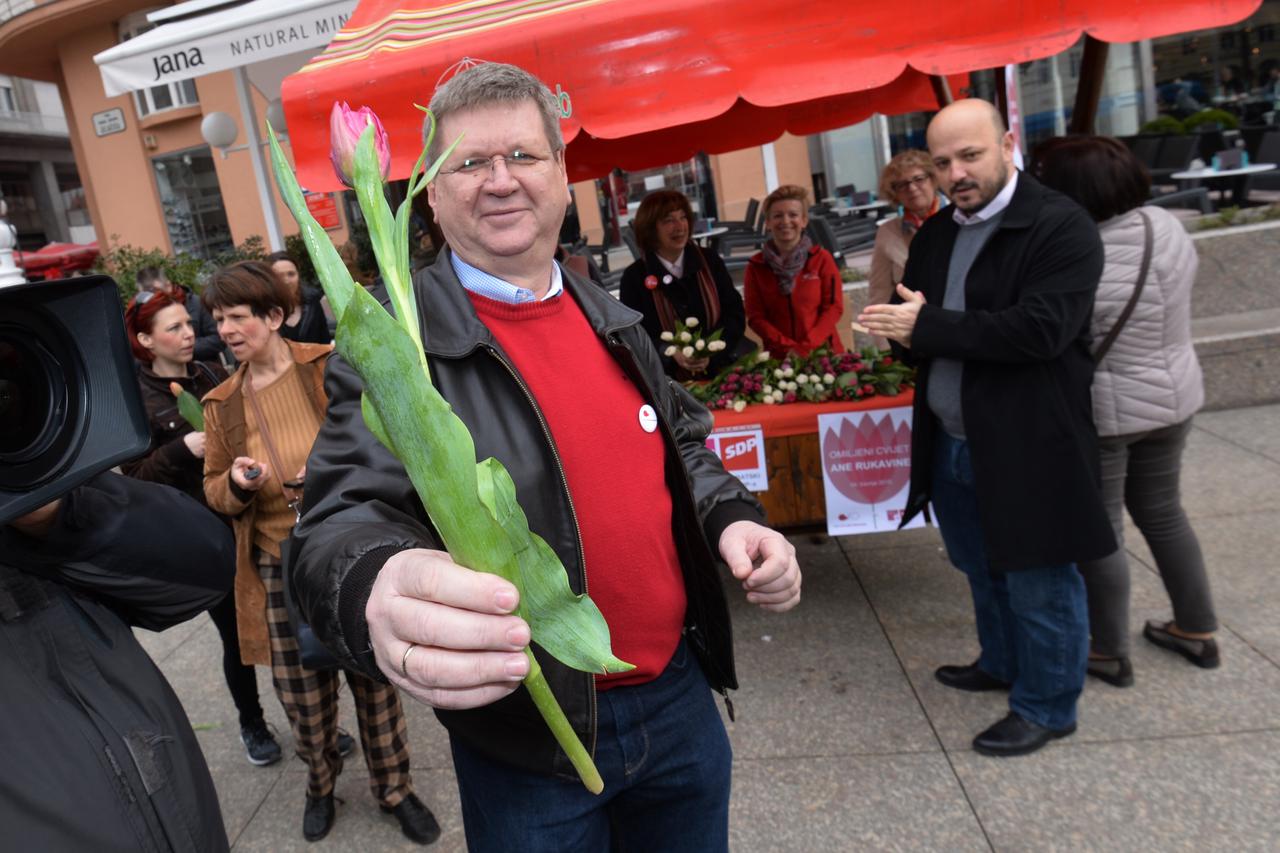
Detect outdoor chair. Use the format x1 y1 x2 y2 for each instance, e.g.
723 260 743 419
1149 135 1199 184
1146 187 1213 215
1129 135 1163 172
620 225 642 260
717 198 760 234
1246 130 1280 194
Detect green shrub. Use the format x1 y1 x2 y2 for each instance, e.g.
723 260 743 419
1184 108 1239 131
1139 115 1186 135
94 235 267 304
840 266 866 283
283 233 319 287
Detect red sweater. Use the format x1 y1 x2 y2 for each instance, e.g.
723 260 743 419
744 244 845 357
469 291 686 689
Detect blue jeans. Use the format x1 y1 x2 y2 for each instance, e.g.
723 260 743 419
930 431 1088 730
449 639 732 852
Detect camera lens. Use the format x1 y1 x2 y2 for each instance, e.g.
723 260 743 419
0 335 65 462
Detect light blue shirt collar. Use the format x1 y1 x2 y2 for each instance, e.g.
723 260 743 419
449 251 563 304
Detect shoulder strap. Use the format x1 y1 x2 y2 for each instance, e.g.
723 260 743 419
242 373 302 509
1093 210 1153 364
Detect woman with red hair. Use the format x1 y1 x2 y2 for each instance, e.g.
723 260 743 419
121 289 285 768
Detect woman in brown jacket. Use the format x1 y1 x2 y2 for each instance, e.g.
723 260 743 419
201 261 438 845
122 288 287 767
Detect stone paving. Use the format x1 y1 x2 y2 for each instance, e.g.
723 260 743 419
139 403 1280 851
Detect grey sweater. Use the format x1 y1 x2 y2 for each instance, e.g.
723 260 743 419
926 212 1005 438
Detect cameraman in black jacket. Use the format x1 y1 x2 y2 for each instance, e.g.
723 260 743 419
1 472 234 851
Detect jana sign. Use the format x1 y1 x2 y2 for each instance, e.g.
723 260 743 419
818 407 925 536
96 0 358 98
706 426 768 493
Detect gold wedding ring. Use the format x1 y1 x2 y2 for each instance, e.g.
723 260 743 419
400 643 419 678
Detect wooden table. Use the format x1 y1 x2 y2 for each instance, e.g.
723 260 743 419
712 390 914 528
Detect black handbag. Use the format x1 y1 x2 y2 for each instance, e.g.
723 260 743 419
243 374 340 672
280 535 339 671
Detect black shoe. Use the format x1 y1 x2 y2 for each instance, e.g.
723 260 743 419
1086 656 1135 688
240 720 283 767
1143 620 1220 669
973 711 1076 757
336 728 356 757
935 662 1011 692
380 793 441 845
302 793 335 842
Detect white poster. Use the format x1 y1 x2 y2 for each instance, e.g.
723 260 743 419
818 406 925 536
706 426 768 492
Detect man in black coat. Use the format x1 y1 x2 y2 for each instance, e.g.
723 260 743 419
1 473 234 851
860 99 1115 757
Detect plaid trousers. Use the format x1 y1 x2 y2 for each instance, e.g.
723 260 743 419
258 552 413 804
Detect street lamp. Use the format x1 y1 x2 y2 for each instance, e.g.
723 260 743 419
0 198 27 288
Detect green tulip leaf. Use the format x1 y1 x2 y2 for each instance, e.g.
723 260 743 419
476 458 634 674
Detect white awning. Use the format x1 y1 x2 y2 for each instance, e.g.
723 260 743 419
94 0 356 97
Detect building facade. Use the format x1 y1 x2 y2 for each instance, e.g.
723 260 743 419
0 72 87 249
2 0 1272 264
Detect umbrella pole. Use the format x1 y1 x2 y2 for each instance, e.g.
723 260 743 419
929 76 954 109
1069 36 1109 135
234 66 285 252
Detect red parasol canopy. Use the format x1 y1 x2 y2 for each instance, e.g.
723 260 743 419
281 0 1261 190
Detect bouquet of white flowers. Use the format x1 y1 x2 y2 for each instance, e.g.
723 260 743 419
658 316 726 374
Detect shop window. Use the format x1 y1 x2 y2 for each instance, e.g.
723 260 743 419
56 165 91 230
0 171 43 250
151 146 233 259
617 155 718 226
118 10 200 119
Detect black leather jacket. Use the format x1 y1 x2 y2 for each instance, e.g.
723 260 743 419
1 473 233 852
292 251 763 778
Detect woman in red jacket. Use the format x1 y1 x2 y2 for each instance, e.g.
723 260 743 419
744 184 845 357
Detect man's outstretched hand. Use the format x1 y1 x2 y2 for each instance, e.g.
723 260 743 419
367 548 531 710
718 520 802 612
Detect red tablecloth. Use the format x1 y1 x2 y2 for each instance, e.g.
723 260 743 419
711 389 915 439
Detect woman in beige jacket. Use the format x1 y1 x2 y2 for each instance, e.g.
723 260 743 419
1037 136 1217 688
865 150 944 347
865 149 947 306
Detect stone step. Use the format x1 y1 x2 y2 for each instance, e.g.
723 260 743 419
1194 308 1280 411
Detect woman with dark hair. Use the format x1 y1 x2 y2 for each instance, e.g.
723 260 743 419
121 289 283 768
268 250 331 344
1035 135 1218 687
619 190 748 378
201 261 438 844
744 184 844 357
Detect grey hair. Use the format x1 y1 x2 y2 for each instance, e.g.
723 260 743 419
426 62 564 161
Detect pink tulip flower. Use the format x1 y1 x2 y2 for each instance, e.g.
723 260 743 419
329 101 391 187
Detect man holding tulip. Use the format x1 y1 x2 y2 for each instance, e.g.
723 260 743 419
293 62 801 851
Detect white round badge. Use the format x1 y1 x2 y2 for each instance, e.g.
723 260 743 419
638 404 658 433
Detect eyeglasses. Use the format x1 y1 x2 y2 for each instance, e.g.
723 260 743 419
890 174 931 193
439 149 555 179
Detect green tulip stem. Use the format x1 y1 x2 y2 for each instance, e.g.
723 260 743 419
523 648 604 795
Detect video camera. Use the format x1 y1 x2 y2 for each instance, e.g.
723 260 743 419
0 276 150 524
